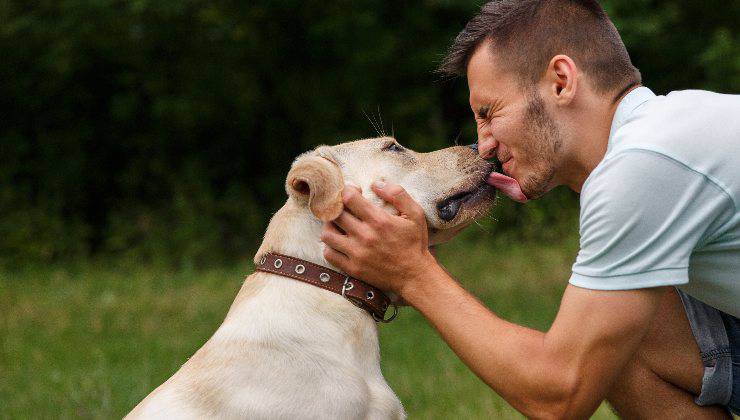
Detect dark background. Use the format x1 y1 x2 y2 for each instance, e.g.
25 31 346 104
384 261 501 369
1 2 738 417
2 0 738 267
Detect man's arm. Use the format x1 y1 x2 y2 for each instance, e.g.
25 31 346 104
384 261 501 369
321 182 665 419
405 263 664 419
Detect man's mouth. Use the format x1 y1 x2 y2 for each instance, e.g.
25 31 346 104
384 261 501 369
494 149 515 171
501 157 514 175
486 157 528 203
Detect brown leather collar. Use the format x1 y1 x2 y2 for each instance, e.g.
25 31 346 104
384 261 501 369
255 253 398 323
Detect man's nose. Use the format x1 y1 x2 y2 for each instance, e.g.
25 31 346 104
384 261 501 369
476 138 498 159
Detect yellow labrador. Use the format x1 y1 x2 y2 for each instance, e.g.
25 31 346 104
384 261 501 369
127 137 495 419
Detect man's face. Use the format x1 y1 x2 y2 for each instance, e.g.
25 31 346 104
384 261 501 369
467 42 562 199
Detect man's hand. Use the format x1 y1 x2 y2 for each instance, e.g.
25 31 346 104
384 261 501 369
320 181 436 296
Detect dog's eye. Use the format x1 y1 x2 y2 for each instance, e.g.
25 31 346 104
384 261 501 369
383 143 405 153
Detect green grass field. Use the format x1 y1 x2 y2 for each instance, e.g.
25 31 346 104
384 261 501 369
0 229 618 419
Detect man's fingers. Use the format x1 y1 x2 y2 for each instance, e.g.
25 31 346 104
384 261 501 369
371 181 424 220
342 184 381 222
320 222 353 256
332 211 363 236
323 246 351 273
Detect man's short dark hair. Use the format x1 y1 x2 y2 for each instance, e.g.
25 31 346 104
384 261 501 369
439 0 641 96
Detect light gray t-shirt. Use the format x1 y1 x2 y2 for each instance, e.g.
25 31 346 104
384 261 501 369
569 87 740 317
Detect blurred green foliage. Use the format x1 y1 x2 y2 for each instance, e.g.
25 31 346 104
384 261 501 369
1 1 738 266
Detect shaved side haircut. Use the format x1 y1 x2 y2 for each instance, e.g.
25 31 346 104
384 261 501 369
440 0 641 98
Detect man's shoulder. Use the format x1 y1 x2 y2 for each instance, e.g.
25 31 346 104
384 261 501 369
600 89 740 203
614 89 739 139
613 90 738 146
579 148 734 229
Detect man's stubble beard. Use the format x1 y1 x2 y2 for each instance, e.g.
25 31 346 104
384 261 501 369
518 90 562 199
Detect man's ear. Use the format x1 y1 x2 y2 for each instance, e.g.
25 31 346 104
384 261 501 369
286 154 344 221
546 54 578 105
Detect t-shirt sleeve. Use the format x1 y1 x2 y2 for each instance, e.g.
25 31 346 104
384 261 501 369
570 150 733 290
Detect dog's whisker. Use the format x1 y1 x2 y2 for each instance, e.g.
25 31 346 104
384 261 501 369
473 220 491 234
362 108 383 138
377 105 386 137
377 106 382 136
453 130 463 146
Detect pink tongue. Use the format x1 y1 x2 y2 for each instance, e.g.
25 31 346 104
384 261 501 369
486 172 528 203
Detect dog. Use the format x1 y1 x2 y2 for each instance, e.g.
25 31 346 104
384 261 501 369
126 137 495 419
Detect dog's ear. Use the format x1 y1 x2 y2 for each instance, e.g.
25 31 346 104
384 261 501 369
286 154 344 221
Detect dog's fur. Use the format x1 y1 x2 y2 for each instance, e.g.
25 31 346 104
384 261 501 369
126 137 495 419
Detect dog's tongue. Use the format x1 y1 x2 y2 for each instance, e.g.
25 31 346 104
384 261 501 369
487 172 528 203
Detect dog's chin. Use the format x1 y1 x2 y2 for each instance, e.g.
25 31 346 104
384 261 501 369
427 183 495 245
427 220 473 245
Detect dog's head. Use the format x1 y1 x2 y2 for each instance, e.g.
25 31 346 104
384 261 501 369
286 137 495 244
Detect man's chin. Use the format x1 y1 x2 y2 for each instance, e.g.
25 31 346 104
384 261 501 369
518 171 556 201
520 184 553 201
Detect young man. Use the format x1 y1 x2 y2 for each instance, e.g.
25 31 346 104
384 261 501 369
321 0 739 418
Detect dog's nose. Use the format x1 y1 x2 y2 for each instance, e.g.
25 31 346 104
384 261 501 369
469 143 479 152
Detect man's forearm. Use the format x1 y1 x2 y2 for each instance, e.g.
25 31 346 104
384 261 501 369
402 262 583 418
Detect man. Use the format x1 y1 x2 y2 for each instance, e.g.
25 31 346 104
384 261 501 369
321 0 739 418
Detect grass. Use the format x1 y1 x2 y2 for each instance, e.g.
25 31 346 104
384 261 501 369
0 229 618 419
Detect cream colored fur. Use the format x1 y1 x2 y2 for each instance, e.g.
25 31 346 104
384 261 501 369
126 137 494 420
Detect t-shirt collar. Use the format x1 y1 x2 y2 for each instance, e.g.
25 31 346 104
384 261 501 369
608 86 656 147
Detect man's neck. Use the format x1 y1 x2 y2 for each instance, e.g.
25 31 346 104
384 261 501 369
562 84 641 193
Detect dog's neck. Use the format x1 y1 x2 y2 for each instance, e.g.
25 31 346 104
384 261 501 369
128 199 394 418
255 198 337 269
227 198 378 333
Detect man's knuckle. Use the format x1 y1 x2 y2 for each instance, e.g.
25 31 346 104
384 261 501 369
389 186 406 198
361 214 376 228
342 189 358 203
365 232 379 246
372 216 387 230
359 235 371 248
355 228 370 244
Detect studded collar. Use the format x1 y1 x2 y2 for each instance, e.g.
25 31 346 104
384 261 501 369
255 253 398 323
